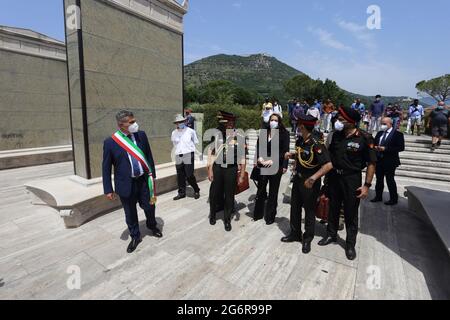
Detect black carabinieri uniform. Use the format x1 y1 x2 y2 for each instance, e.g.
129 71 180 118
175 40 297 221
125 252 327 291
290 134 331 243
327 129 377 247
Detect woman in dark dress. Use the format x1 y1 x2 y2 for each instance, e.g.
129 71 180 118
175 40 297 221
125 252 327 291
253 114 291 224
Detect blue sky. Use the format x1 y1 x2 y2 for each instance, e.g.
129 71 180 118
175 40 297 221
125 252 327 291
1 0 449 97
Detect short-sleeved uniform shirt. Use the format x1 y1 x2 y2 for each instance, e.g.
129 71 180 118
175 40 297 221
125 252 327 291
295 135 331 178
329 129 377 173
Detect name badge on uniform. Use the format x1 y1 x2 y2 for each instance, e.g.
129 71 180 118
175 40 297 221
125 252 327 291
347 142 360 152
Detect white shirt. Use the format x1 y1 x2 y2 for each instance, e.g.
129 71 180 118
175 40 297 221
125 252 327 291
273 104 283 117
171 127 199 155
307 107 320 119
262 109 274 123
380 127 393 145
127 133 144 178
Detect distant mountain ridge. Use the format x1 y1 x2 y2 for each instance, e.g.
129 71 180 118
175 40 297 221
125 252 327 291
185 54 304 99
184 53 409 104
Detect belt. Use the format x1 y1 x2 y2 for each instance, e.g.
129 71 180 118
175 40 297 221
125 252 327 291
334 169 360 176
214 163 237 169
131 174 145 180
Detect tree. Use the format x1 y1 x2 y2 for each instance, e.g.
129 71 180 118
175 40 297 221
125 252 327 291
283 74 319 102
416 74 450 102
284 75 352 106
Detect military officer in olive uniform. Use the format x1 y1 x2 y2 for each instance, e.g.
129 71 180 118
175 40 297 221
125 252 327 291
318 106 377 261
281 115 333 254
208 111 247 232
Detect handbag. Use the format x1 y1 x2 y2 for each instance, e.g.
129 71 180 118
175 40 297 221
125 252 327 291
315 194 330 221
315 185 330 221
236 170 250 195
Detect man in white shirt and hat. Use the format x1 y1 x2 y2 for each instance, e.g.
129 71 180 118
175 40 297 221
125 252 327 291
171 114 201 201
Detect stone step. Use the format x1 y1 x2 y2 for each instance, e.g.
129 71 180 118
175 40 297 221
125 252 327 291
395 169 450 182
400 152 450 163
404 147 450 155
395 176 450 193
401 158 450 169
405 142 450 150
398 165 450 176
404 137 450 145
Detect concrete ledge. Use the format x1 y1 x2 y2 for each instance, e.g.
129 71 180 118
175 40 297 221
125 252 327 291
0 146 73 170
25 161 208 228
405 186 450 256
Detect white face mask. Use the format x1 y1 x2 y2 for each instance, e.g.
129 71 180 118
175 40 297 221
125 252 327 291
334 120 344 132
380 125 388 131
270 121 279 129
128 122 139 134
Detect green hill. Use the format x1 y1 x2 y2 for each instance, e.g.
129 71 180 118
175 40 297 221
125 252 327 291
185 53 408 105
184 53 303 100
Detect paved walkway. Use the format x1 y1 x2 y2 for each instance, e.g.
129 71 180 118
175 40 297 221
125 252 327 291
0 162 449 300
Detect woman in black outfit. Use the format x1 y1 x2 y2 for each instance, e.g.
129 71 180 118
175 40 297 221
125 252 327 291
253 113 290 224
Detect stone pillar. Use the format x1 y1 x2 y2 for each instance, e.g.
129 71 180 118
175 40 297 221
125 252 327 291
63 0 188 179
24 0 192 228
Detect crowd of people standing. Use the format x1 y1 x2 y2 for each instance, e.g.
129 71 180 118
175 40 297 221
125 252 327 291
103 96 449 257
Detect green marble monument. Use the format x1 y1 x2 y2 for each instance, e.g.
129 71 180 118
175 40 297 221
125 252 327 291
64 0 188 179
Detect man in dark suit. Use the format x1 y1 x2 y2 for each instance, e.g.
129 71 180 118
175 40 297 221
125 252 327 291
371 117 405 206
103 110 163 254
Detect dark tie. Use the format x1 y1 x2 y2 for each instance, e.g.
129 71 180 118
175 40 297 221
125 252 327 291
128 134 142 177
380 131 388 146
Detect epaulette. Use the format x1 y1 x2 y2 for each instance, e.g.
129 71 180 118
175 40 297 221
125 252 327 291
357 129 372 139
311 136 325 146
357 129 375 148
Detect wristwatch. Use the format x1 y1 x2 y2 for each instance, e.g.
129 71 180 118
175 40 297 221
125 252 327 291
364 182 372 188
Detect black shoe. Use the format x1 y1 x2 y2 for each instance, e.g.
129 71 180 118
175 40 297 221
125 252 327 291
127 238 142 253
224 221 232 232
384 200 398 206
370 197 383 203
302 241 311 254
318 236 337 246
437 141 442 147
150 227 163 238
194 192 200 200
281 234 302 243
345 246 357 261
173 194 186 201
265 219 275 225
209 215 216 226
431 144 436 152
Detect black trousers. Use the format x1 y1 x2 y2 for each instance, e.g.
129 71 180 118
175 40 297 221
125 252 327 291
209 164 238 222
254 169 283 222
176 152 200 195
375 163 398 202
327 172 361 247
290 175 321 242
119 176 157 240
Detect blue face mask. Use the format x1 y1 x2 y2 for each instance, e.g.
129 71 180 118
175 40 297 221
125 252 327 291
178 124 186 130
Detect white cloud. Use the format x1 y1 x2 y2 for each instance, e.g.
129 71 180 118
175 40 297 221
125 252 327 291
293 39 304 48
337 19 377 50
308 27 353 52
288 51 422 97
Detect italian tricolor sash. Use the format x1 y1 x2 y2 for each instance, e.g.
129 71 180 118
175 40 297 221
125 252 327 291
112 131 157 205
